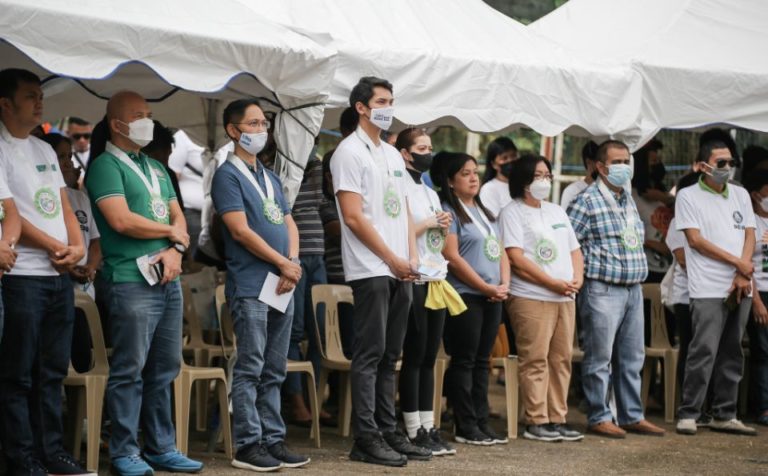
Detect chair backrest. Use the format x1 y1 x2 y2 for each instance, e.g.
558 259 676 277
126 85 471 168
214 284 236 347
181 266 218 329
180 280 206 347
311 284 354 363
74 290 109 375
642 282 672 349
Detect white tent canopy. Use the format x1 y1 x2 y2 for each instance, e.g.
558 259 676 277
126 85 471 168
0 0 337 203
245 0 642 140
531 0 768 146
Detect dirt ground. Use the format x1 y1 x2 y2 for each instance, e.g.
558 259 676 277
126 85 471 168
96 382 768 476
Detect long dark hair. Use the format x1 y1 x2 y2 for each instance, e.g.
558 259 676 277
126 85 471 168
482 136 517 183
431 151 494 225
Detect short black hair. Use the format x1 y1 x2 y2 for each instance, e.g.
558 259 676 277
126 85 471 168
222 98 262 139
41 133 71 152
142 120 175 154
508 154 551 199
697 140 730 163
68 116 90 127
349 76 393 112
339 106 358 136
596 140 629 163
483 136 517 183
743 169 768 194
0 68 41 99
700 127 738 159
581 140 598 167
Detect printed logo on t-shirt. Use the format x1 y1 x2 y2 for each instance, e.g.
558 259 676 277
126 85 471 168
762 242 768 272
152 167 167 181
75 209 89 232
36 164 47 172
733 211 745 230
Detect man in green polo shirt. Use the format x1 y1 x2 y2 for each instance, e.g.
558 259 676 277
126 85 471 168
86 91 202 476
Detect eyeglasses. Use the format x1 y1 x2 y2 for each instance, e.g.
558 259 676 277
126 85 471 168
715 159 736 169
534 174 554 180
236 120 271 130
71 133 91 141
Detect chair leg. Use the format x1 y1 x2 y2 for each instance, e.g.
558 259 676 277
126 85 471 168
174 372 193 455
216 379 233 459
339 372 353 438
503 357 519 440
303 370 321 448
663 351 678 423
433 358 447 429
640 359 653 412
85 379 106 472
67 386 85 460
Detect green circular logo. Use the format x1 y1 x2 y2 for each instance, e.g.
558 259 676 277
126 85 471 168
34 187 60 219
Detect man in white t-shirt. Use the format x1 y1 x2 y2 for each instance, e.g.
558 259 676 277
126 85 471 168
560 140 598 209
0 132 21 339
66 116 92 177
331 77 427 466
0 68 88 475
675 140 758 436
168 129 205 256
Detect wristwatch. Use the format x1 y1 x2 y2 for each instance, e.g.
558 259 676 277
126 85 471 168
289 256 300 264
172 242 188 255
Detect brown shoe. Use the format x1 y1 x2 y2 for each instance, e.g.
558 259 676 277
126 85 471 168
587 421 626 439
621 419 666 436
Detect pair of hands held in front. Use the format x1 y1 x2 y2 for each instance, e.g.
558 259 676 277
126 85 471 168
0 240 17 276
277 258 302 295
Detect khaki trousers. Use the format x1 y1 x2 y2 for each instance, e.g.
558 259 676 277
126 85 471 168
506 296 575 425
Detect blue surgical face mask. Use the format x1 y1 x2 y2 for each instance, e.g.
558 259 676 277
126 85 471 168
606 163 632 187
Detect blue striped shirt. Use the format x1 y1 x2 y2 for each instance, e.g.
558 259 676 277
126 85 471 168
567 180 648 285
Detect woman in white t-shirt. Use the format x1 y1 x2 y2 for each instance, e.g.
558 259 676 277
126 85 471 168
394 128 455 455
499 155 584 443
479 137 518 218
744 170 768 426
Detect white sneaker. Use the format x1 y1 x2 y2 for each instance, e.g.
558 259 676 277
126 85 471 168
676 418 697 435
709 418 757 436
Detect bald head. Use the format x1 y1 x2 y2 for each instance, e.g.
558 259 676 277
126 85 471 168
107 91 153 149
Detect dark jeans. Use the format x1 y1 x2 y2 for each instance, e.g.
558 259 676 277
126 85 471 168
443 294 501 433
285 254 327 395
348 276 412 437
399 283 446 413
0 274 74 465
675 303 692 388
749 291 768 414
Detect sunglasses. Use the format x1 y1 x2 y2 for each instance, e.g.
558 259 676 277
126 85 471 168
71 133 91 141
714 159 736 169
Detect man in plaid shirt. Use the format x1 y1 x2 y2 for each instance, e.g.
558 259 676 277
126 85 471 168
567 140 665 439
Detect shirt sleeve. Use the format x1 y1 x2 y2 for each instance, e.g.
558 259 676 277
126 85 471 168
86 155 126 203
674 189 700 231
567 193 590 243
665 218 684 251
331 146 363 195
211 166 244 215
740 188 757 229
446 205 460 236
167 131 189 173
499 203 524 249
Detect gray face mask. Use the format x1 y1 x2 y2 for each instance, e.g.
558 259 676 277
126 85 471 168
705 163 731 185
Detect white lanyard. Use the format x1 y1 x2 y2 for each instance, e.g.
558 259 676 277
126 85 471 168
107 142 161 197
597 178 636 230
459 199 495 238
227 153 276 204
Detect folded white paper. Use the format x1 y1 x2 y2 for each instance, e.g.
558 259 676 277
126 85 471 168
258 272 295 313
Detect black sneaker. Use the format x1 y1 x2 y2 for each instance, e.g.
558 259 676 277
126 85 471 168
267 442 310 468
410 427 447 456
8 456 48 476
454 427 494 446
383 430 432 461
546 423 584 442
45 453 96 475
349 433 407 467
231 442 283 472
429 427 456 455
479 423 508 444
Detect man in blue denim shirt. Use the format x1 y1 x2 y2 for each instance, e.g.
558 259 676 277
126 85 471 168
211 98 309 472
567 140 665 439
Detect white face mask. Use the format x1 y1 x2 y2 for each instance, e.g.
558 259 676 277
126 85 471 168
529 178 551 201
119 117 154 147
238 130 268 156
369 106 394 131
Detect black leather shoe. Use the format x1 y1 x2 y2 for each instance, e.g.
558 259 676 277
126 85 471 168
349 433 406 467
383 430 432 461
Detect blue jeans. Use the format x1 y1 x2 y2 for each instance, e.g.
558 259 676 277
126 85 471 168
0 275 74 464
231 297 293 449
285 254 327 395
579 280 645 426
105 280 182 458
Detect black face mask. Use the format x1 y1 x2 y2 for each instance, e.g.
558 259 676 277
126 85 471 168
410 152 433 173
650 162 666 182
500 161 513 178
